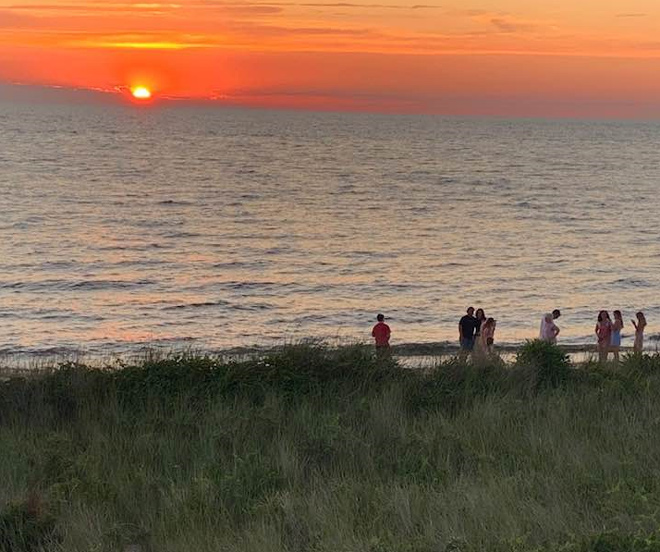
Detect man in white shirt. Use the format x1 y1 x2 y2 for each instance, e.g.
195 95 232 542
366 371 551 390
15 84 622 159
540 309 561 343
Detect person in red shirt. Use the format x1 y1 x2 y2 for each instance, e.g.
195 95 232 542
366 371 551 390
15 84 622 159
372 313 391 352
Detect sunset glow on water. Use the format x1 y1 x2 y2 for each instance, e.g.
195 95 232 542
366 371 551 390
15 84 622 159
1 104 659 357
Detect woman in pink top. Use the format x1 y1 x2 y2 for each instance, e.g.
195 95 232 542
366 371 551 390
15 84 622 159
595 310 612 363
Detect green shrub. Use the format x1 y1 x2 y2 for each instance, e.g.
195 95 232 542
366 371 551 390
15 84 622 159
619 353 660 377
404 357 507 414
514 340 572 392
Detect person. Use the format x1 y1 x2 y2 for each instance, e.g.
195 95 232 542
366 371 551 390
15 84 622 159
371 313 391 354
539 309 561 344
610 310 624 362
474 308 486 341
458 307 479 355
595 310 612 363
472 308 488 359
631 311 647 353
480 317 497 355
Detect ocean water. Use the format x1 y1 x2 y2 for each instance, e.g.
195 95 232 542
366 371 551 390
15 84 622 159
1 102 659 358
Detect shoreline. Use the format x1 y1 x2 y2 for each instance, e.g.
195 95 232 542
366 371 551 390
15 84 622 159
0 340 654 375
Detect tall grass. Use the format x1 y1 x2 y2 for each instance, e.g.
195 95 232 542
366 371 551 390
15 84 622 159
2 342 660 551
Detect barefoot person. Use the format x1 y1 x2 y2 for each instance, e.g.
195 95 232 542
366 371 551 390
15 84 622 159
539 309 561 344
631 311 647 353
458 307 479 355
610 310 624 362
372 313 391 355
595 310 612 363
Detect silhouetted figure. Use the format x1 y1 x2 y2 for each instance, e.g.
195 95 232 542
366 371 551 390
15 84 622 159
474 308 486 342
595 310 612 363
632 311 647 353
372 313 391 355
459 306 479 355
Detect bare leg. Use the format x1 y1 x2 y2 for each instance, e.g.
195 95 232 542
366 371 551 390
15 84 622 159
612 347 620 363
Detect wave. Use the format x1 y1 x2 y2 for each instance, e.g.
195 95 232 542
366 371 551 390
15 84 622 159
0 279 156 291
163 300 231 310
163 300 274 312
157 199 194 206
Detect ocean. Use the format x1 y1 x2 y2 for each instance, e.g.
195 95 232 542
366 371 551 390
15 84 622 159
1 102 659 359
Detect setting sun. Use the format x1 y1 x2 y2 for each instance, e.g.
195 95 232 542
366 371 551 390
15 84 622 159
131 86 152 100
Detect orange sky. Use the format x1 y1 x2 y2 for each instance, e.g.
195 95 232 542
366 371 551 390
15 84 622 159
1 0 660 116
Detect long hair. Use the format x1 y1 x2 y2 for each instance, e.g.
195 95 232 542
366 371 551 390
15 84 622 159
475 308 485 321
598 310 610 323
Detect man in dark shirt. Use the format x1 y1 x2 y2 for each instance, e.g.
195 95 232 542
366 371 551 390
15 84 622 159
459 307 478 354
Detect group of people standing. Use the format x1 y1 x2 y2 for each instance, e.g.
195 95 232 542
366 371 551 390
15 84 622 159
595 310 647 362
458 307 497 358
371 308 649 362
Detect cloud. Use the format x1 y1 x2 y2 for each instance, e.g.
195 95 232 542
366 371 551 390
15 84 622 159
5 2 283 14
5 3 180 13
615 13 647 18
74 0 444 11
298 2 441 8
224 21 376 38
490 17 518 33
447 9 556 34
0 9 40 27
445 8 496 17
489 16 544 34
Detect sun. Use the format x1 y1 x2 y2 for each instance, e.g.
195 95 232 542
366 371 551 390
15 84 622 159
131 86 152 100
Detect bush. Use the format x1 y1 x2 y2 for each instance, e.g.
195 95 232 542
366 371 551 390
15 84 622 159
619 353 660 377
514 340 572 392
403 357 507 414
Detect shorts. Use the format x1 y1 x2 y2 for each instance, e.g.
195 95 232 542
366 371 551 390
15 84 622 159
460 337 475 351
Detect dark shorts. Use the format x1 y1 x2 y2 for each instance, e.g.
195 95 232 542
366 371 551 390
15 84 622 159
460 337 475 351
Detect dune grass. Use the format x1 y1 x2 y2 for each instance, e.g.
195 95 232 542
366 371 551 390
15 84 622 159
3 342 660 551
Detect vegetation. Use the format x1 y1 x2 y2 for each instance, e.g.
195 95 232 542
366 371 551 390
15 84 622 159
2 342 660 551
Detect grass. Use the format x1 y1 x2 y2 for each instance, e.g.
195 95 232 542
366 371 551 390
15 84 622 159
2 342 660 551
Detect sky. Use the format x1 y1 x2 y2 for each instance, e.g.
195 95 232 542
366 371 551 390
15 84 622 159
1 0 660 116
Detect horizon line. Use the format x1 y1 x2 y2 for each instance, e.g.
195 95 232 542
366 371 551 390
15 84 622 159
2 81 660 122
